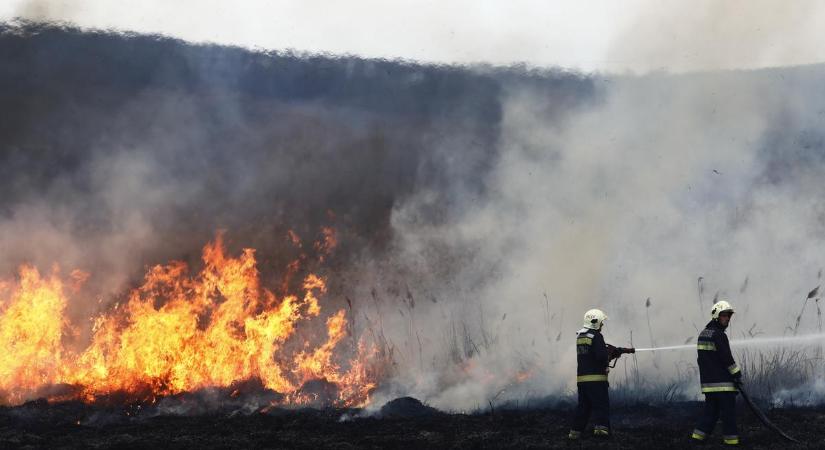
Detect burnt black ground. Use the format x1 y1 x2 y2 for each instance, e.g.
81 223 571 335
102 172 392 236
0 399 823 449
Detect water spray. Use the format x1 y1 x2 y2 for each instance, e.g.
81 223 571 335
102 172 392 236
634 332 825 353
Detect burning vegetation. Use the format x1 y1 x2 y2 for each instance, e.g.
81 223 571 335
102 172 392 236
3 19 825 448
0 231 386 408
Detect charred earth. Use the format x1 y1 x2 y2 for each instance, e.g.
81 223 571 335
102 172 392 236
0 394 822 449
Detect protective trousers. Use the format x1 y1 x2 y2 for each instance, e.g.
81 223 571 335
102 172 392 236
570 381 610 435
692 392 738 445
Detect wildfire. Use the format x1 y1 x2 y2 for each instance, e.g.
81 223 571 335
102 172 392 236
0 232 382 407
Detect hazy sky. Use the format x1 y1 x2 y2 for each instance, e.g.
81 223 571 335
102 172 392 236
2 0 824 73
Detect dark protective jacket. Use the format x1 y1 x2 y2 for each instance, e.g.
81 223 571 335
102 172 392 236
697 320 741 393
576 327 609 383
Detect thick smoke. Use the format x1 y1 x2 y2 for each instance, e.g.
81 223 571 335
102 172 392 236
373 66 825 409
0 23 588 369
3 23 825 411
0 24 508 297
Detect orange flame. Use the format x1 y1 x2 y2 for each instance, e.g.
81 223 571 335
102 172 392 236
0 266 67 405
0 233 383 407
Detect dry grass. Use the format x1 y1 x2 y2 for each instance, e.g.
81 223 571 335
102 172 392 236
737 347 824 405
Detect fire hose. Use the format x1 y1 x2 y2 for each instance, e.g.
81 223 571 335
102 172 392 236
736 381 802 444
611 345 801 443
632 335 823 444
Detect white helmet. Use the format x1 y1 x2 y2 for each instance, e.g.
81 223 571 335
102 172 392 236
711 300 734 320
583 308 608 330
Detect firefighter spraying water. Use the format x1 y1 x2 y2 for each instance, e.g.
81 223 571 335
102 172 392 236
567 309 634 440
629 300 806 445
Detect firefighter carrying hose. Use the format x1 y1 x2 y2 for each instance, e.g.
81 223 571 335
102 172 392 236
691 300 742 446
568 309 634 440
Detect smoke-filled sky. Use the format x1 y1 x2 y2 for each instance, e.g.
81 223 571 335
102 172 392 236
2 0 825 73
2 3 825 411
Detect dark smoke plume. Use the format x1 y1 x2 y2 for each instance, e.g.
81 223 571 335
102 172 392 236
0 23 592 298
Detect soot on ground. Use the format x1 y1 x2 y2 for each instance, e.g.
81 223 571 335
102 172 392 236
0 394 822 449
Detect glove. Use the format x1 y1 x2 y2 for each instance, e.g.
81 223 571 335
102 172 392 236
606 344 619 360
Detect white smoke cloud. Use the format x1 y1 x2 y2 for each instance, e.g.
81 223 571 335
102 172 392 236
610 0 825 73
374 66 825 410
